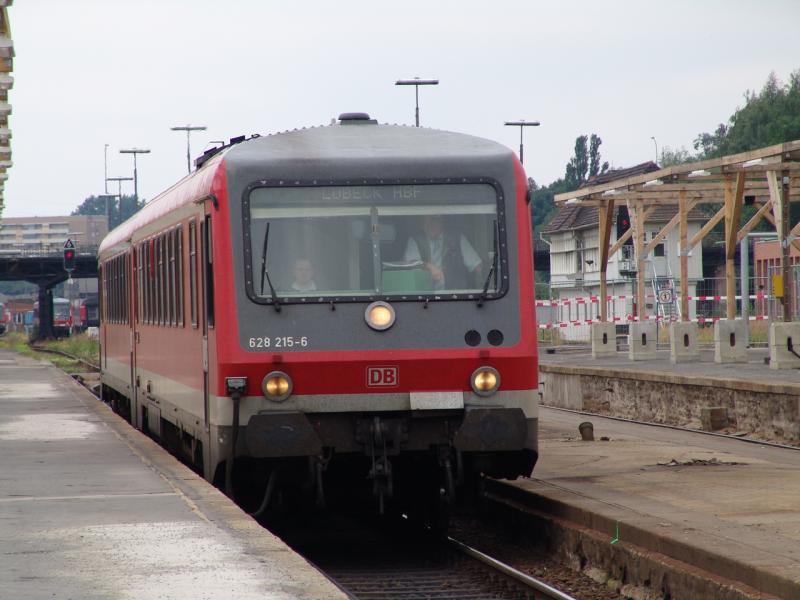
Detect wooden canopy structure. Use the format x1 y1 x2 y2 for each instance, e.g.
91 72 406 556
554 140 800 322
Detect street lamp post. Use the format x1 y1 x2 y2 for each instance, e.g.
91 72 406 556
503 120 541 165
119 148 151 203
104 144 109 193
395 77 439 127
105 177 132 227
170 125 207 173
651 136 658 164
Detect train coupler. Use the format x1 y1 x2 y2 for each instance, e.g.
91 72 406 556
360 416 406 514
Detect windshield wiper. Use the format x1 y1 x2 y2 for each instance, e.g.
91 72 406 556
477 220 499 308
259 222 281 312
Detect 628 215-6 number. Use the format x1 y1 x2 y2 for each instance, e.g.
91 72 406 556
248 336 309 349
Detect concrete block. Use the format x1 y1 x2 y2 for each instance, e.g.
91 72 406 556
628 321 656 361
591 322 617 358
700 407 729 431
714 319 747 363
669 322 700 364
769 322 800 370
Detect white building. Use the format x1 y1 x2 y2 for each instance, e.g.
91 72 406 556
542 164 706 341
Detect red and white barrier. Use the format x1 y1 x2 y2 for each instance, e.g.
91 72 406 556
537 314 769 330
535 293 771 308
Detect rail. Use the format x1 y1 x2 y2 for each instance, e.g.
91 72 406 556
28 343 99 371
448 536 579 600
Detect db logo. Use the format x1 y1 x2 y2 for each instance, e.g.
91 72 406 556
367 366 399 387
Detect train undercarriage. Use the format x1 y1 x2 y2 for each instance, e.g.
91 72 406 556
102 383 536 528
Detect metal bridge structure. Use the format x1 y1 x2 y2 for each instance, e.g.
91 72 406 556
0 246 99 339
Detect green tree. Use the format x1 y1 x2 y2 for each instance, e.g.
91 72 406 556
694 69 800 158
565 134 609 191
565 135 588 190
589 134 602 177
72 194 144 229
659 145 693 167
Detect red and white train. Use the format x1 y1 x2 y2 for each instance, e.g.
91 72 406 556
99 114 538 517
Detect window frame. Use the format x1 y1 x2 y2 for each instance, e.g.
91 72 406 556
240 178 510 306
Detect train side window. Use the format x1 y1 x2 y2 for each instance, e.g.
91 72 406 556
177 226 184 327
111 257 117 323
168 231 174 326
98 265 104 323
122 255 133 325
153 239 158 325
204 215 215 329
189 220 197 328
157 235 163 326
158 235 165 326
148 240 155 325
143 243 149 324
135 246 141 324
143 243 148 324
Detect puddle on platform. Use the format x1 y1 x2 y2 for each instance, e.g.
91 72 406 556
0 413 98 441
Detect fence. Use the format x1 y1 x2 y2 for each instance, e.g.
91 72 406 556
535 275 790 343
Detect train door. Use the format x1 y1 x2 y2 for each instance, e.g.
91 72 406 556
200 213 213 428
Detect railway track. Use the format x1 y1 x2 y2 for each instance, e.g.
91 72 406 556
29 343 99 371
279 514 581 600
545 404 800 451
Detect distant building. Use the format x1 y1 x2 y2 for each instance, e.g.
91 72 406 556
542 163 706 340
0 214 107 255
0 215 107 298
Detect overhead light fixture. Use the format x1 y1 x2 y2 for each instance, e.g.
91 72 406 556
643 179 663 186
687 169 710 178
602 189 618 196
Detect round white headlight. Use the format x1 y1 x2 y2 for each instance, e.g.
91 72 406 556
471 366 500 397
261 371 293 402
365 301 395 331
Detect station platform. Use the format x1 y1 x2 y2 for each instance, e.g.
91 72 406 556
539 348 800 444
0 349 346 599
508 406 800 599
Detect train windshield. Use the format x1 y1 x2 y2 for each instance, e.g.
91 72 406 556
53 302 70 320
247 183 505 301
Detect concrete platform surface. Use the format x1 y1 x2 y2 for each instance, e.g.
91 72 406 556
509 406 800 598
0 350 346 599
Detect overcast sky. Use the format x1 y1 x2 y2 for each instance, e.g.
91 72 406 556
4 0 799 218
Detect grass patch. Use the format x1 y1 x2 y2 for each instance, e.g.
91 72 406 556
0 331 99 373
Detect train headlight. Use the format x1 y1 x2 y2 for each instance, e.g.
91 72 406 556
365 301 395 331
261 371 292 402
471 367 500 397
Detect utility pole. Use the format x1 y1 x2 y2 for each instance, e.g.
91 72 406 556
105 177 132 228
119 148 151 203
171 125 207 173
395 78 439 127
104 144 109 193
504 120 541 165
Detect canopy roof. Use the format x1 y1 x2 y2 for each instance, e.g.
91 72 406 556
554 140 800 207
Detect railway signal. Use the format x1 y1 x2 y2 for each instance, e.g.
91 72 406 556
63 239 76 272
616 206 632 243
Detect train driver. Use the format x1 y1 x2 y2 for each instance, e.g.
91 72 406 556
403 215 482 290
290 258 318 292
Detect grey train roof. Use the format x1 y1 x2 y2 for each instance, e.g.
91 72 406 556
222 122 515 177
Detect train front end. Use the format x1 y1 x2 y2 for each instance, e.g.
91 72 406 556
216 118 538 513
